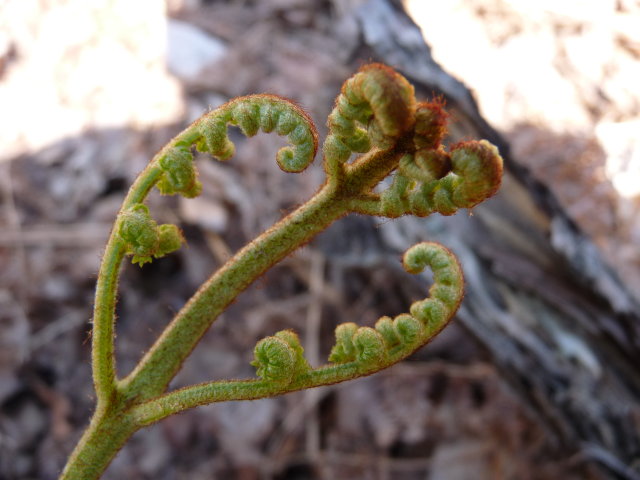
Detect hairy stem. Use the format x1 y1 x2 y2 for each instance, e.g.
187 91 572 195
90 166 161 402
90 130 201 402
59 404 138 480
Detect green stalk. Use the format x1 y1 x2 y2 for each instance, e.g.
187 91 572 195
59 402 137 480
60 64 503 480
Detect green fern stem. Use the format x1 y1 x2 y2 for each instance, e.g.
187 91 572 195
60 64 502 480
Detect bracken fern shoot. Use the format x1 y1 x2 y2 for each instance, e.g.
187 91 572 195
60 64 503 480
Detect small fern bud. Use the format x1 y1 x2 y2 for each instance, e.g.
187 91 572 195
156 224 184 258
329 322 358 363
413 100 449 150
197 117 235 161
157 146 202 198
393 314 423 345
343 128 371 153
431 176 459 216
404 242 463 333
431 284 461 306
118 204 160 266
410 299 447 332
195 95 318 173
275 108 298 136
375 316 398 347
232 102 260 137
323 63 416 176
353 327 387 368
380 173 410 217
449 140 503 209
251 336 297 385
404 241 446 274
399 149 451 184
272 104 317 172
258 102 278 132
353 64 415 140
324 135 350 161
274 329 311 375
375 314 423 350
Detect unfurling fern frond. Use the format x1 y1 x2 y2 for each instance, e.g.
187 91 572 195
250 242 463 387
62 63 502 480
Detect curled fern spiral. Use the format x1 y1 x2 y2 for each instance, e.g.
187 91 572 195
196 94 318 173
251 242 463 385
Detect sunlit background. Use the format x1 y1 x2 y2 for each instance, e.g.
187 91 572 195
406 0 640 298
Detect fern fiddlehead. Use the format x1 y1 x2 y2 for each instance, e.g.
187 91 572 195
323 64 415 179
197 94 318 172
253 242 462 385
117 204 184 266
61 64 502 480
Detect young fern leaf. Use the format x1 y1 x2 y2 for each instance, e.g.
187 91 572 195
248 243 461 388
157 145 202 198
197 94 318 172
323 64 415 179
251 330 311 385
117 204 184 266
61 64 502 480
321 242 462 376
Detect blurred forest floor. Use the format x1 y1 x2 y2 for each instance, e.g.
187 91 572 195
0 1 638 479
